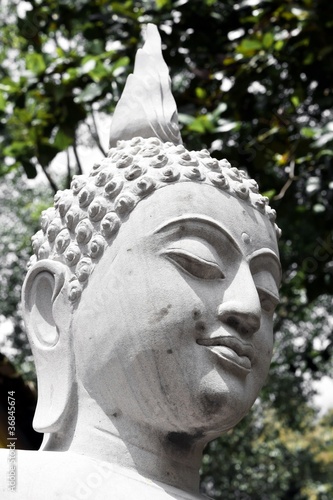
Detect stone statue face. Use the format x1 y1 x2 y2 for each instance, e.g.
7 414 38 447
72 181 280 436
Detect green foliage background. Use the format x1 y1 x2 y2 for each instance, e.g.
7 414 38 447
0 0 332 498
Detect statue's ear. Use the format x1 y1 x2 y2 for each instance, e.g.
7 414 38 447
22 260 76 433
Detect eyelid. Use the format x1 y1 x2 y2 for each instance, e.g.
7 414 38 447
250 260 281 290
163 249 225 280
257 284 280 302
163 238 221 263
257 287 280 314
253 271 280 301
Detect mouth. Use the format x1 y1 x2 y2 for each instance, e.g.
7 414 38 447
196 336 254 374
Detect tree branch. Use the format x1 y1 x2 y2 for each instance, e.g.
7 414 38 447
66 149 71 189
73 139 83 175
39 163 59 194
89 109 107 156
273 159 296 201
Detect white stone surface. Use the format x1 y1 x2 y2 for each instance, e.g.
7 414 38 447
0 450 206 500
0 24 281 499
109 24 182 147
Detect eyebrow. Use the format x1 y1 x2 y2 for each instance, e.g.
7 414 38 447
152 215 242 253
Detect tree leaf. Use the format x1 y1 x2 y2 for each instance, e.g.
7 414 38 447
21 159 37 179
263 32 274 49
53 128 74 150
25 53 46 74
0 92 5 111
155 0 170 8
300 127 317 139
195 87 207 99
237 39 262 55
75 83 104 103
37 143 60 167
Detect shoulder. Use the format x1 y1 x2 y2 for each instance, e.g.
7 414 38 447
0 449 207 500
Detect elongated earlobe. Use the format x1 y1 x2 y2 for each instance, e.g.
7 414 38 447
22 261 76 433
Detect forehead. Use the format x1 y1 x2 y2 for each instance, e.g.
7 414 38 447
125 182 280 258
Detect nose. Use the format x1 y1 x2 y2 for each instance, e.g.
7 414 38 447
217 265 261 336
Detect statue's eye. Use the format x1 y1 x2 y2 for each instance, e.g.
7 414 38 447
258 289 279 314
164 249 225 280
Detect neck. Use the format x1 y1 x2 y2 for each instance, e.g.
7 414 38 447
42 381 206 494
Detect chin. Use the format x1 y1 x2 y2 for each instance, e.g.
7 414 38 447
193 373 259 433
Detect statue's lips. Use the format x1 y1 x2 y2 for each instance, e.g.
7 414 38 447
196 336 254 372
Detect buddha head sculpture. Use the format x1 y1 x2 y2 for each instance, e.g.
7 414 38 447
22 24 281 493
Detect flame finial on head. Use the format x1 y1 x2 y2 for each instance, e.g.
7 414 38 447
109 24 182 147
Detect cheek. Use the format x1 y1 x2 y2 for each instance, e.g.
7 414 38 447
118 259 206 334
262 315 274 353
254 316 274 373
